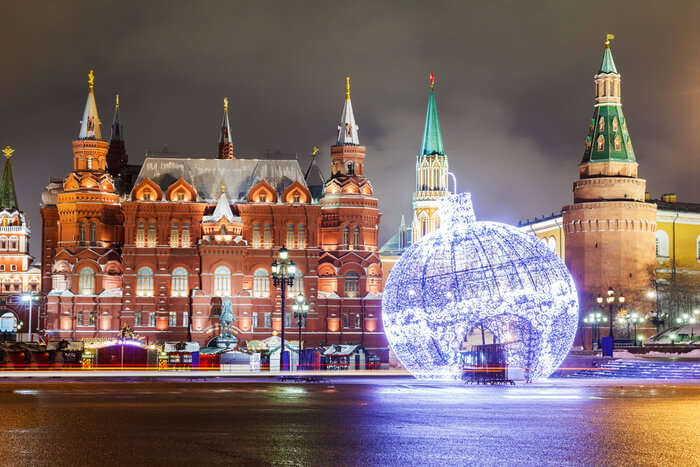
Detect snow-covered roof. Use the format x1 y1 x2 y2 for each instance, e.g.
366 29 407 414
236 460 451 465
203 193 236 223
323 344 362 356
135 157 308 202
336 97 359 145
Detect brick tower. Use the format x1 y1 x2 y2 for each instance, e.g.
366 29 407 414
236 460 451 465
562 37 656 335
217 97 234 159
412 73 449 243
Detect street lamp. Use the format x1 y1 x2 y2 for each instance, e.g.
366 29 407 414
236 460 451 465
598 288 624 339
292 293 310 364
583 311 607 350
627 312 644 343
271 246 296 371
21 293 36 343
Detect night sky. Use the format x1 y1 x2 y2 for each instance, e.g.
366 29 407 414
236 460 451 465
2 1 699 258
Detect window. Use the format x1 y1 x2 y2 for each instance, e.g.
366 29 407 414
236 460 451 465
89 311 96 326
136 222 145 246
432 166 439 190
287 224 294 248
614 136 621 151
0 265 5 272
612 117 618 132
264 224 272 248
9 237 17 250
79 222 86 245
285 312 291 328
297 224 305 248
170 222 179 247
10 264 16 272
343 226 349 249
181 223 190 247
264 312 272 328
87 158 93 169
655 230 670 258
355 314 361 328
344 271 359 297
0 237 6 249
253 268 269 298
89 222 97 245
343 314 349 328
214 265 231 297
353 226 360 250
253 224 261 248
168 312 177 327
134 312 142 327
259 193 267 202
597 135 605 151
147 222 157 246
148 312 156 327
79 267 95 295
171 267 188 297
288 269 303 298
182 312 189 328
136 267 154 296
177 192 185 201
77 311 84 325
293 193 300 203
143 191 151 201
252 312 257 331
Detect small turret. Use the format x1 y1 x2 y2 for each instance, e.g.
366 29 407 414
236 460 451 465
218 97 234 159
330 77 366 177
106 94 129 178
79 70 102 140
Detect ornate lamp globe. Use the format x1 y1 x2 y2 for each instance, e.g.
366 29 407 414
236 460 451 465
382 193 579 380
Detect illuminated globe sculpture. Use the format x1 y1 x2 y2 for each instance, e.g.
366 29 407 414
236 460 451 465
382 193 578 380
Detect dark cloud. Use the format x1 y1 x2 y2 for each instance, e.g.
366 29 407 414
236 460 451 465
1 0 699 257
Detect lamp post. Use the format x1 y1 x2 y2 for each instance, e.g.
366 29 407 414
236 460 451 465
598 288 624 340
583 312 607 350
292 293 310 369
21 293 36 343
271 247 296 371
627 312 644 343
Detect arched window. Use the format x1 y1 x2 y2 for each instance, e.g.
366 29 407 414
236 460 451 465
136 222 145 246
599 117 605 131
612 117 618 132
89 222 97 245
655 230 670 258
297 224 305 248
288 269 304 298
432 166 440 190
220 225 226 235
343 226 349 249
136 267 154 296
9 236 17 250
181 222 189 247
597 135 605 151
170 222 179 247
79 267 95 295
147 222 157 246
214 265 231 297
253 268 270 298
344 271 359 297
287 223 294 248
264 224 272 248
0 237 6 249
353 226 360 249
253 224 261 248
614 136 621 151
79 222 86 245
171 267 188 297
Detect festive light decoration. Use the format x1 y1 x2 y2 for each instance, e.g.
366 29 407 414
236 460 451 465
382 193 579 380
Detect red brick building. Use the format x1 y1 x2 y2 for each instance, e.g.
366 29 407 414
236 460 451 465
40 73 387 358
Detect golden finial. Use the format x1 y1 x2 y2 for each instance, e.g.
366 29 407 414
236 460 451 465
88 70 95 89
224 97 229 113
2 146 14 159
115 93 120 111
429 72 435 91
345 76 350 99
605 33 615 48
221 183 226 195
311 146 319 156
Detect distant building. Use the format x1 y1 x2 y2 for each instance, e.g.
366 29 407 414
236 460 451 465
0 146 41 341
40 73 387 358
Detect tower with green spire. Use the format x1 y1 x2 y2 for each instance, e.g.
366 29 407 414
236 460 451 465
0 146 18 211
412 73 449 243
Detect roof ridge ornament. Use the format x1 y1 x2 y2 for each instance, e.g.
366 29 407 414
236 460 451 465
88 70 95 90
605 33 615 48
115 93 120 112
2 146 14 159
224 97 229 113
345 77 350 100
429 72 435 91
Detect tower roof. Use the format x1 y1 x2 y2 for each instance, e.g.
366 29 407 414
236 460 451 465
79 70 102 140
420 73 445 156
599 35 619 74
0 146 19 211
220 97 233 145
336 77 360 146
110 94 123 141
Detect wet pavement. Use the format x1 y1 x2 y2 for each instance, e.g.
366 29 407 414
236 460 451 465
0 377 698 466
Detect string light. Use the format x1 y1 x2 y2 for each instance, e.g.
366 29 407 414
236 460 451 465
382 193 579 380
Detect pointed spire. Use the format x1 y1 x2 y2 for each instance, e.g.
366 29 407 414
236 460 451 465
106 93 128 177
599 34 618 74
336 76 360 145
0 146 19 211
420 73 445 156
218 97 234 159
79 70 102 140
207 192 235 223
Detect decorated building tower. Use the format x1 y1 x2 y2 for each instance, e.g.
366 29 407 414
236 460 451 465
412 73 449 243
562 36 656 332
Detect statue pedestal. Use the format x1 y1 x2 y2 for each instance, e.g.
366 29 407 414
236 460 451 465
213 335 238 349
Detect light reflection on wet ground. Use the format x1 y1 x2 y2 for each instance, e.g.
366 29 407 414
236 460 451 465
0 378 698 466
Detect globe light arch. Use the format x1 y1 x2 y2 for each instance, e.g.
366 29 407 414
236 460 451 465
382 193 579 380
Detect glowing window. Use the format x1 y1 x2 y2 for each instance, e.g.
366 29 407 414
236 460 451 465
79 222 86 245
171 267 188 297
89 222 96 245
253 224 261 248
287 224 294 248
136 267 154 296
79 267 95 295
655 230 669 258
170 222 179 247
597 135 605 151
353 226 360 249
253 268 270 298
343 226 349 249
181 223 189 247
214 265 231 297
147 222 156 246
288 269 303 298
136 222 145 246
297 224 305 248
344 271 359 297
264 224 272 248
